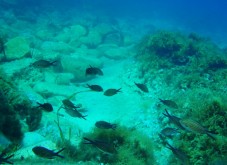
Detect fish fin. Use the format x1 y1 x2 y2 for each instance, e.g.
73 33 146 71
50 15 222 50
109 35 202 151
55 148 65 158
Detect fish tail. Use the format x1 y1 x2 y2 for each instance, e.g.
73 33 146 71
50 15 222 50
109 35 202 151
162 109 170 117
206 132 216 140
55 148 65 158
83 137 94 144
117 88 122 92
112 124 117 130
82 115 87 120
159 98 163 102
4 154 14 164
51 61 58 65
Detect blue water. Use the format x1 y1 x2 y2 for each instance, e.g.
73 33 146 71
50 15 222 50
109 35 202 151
2 0 227 45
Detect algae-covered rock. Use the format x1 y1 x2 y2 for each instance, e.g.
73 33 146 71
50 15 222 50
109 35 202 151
5 37 30 60
0 69 42 142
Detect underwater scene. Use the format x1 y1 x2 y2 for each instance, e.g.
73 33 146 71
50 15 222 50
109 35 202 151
0 0 227 164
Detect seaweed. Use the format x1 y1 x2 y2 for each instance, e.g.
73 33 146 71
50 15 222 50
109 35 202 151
73 126 155 164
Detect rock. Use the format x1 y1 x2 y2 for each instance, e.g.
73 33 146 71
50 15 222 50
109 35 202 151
33 82 78 97
5 37 30 60
41 41 74 54
55 73 74 85
61 54 102 81
56 24 87 44
80 30 102 48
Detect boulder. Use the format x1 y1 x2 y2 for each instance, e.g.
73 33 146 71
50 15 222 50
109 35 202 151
61 54 102 81
5 37 30 60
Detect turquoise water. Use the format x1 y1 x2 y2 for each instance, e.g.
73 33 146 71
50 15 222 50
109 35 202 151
0 1 227 164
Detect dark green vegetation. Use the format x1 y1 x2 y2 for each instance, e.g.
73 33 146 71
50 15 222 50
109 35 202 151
0 69 42 142
136 31 227 164
57 125 155 165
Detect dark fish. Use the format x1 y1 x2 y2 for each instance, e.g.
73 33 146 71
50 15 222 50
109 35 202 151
32 146 64 159
161 127 179 138
65 107 87 120
95 121 117 130
104 88 121 96
180 118 216 139
83 137 117 155
62 99 80 109
165 142 190 165
86 84 103 92
159 99 178 109
163 109 185 130
31 60 57 68
134 82 149 93
37 102 53 112
85 65 103 76
0 153 14 164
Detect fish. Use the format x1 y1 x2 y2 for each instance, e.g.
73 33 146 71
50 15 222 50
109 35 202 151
179 118 216 139
95 121 117 130
37 102 53 112
159 99 178 109
32 146 65 159
64 107 87 120
0 153 14 164
162 109 185 130
86 84 103 92
161 127 179 138
104 88 121 96
165 142 190 165
62 99 80 109
31 60 57 68
134 82 149 93
83 137 117 155
85 65 103 76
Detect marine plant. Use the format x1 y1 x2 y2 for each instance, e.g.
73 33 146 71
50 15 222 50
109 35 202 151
173 98 227 164
0 69 42 142
70 126 155 164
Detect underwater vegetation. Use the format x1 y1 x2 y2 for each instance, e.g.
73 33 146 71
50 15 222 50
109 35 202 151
0 69 42 142
136 31 227 164
56 125 155 164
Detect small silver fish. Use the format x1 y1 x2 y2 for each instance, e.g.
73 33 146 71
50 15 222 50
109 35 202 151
104 88 121 96
31 60 57 68
159 99 178 109
83 137 117 155
95 121 117 130
161 127 179 138
134 82 149 93
166 142 190 165
86 84 103 92
180 118 215 139
32 146 64 159
163 109 185 130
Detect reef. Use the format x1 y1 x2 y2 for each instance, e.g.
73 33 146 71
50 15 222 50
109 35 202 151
136 31 227 164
